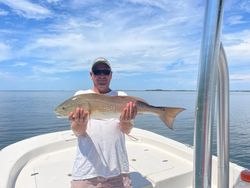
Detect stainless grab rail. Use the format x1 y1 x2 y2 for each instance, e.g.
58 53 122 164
193 0 227 187
217 43 229 188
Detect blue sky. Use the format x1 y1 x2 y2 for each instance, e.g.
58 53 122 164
0 0 249 90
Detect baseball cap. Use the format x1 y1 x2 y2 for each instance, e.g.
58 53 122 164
91 57 111 71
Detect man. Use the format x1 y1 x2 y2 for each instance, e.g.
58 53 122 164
69 57 137 188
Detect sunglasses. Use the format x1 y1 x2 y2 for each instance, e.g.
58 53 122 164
92 69 111 76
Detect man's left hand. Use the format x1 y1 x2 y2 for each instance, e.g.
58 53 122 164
119 102 137 134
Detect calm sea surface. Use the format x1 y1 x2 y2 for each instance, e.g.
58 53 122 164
0 91 249 169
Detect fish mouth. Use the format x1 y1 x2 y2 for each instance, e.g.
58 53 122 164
55 113 67 119
54 110 67 118
56 115 67 119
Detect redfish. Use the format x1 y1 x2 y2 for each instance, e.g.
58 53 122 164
54 93 185 129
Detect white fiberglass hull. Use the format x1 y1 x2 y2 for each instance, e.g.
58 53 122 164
0 128 247 188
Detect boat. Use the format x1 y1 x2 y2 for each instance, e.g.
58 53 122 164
0 128 248 188
1 0 250 187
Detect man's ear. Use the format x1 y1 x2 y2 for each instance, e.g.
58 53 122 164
90 72 93 80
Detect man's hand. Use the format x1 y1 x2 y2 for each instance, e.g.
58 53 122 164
120 102 137 134
68 107 89 136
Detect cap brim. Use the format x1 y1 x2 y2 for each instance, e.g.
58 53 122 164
91 58 111 70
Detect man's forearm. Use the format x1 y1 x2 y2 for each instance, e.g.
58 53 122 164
71 121 87 136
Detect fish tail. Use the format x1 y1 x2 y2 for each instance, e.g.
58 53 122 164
159 107 185 129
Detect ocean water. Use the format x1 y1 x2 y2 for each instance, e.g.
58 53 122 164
0 90 249 169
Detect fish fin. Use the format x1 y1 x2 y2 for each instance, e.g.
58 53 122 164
132 96 148 104
127 134 139 141
159 107 185 129
114 96 148 104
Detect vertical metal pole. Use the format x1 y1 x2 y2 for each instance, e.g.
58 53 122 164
193 0 225 187
217 43 229 188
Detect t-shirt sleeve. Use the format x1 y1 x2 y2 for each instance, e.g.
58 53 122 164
117 91 127 96
74 89 94 96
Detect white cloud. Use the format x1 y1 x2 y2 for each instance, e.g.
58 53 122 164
240 0 250 12
50 18 102 32
0 0 203 81
125 0 171 10
20 33 87 62
9 0 202 76
0 0 52 19
0 0 249 90
0 42 11 61
223 30 250 65
0 71 13 80
47 0 61 3
230 74 250 82
11 62 28 67
20 28 199 74
227 15 247 25
0 9 8 16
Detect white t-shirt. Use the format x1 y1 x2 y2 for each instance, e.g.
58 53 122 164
72 89 129 180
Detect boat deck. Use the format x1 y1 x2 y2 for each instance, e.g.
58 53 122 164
0 128 243 188
15 139 193 187
8 129 193 188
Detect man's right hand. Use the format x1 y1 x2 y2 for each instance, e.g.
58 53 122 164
68 107 89 136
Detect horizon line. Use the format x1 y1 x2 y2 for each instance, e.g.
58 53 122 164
0 89 250 92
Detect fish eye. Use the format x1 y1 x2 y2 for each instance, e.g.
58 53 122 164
62 107 65 110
